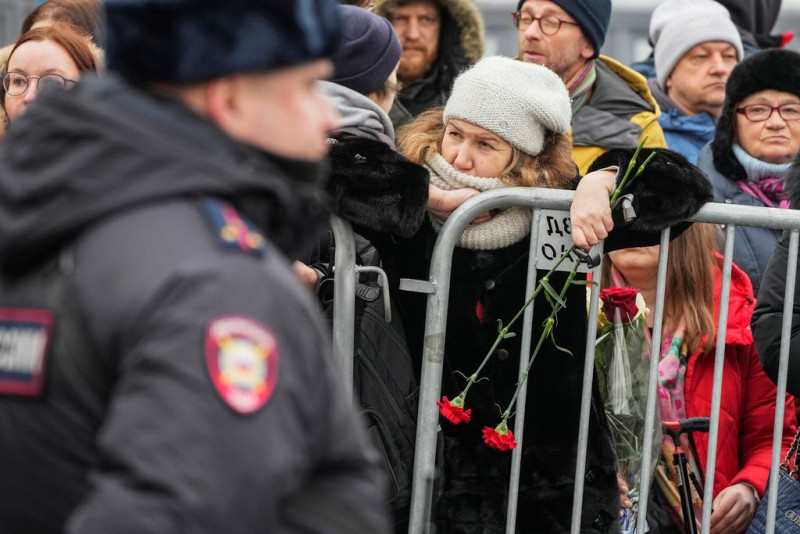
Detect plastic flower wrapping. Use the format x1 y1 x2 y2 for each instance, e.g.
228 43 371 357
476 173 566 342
594 288 661 534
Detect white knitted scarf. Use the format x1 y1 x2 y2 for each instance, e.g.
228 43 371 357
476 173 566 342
426 153 532 250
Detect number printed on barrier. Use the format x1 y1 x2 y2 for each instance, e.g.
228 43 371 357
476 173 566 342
535 210 588 273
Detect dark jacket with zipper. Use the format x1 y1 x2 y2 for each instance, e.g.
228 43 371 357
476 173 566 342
753 156 800 397
0 75 389 534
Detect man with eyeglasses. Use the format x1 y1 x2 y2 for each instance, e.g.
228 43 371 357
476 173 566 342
0 1 389 533
372 0 484 125
644 0 744 165
514 0 667 174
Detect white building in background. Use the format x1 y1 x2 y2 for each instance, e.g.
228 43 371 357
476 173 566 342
0 1 798 65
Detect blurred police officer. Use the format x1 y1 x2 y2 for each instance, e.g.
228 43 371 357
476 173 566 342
0 1 389 533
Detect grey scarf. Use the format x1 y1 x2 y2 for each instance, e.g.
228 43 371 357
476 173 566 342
426 153 532 250
318 81 395 146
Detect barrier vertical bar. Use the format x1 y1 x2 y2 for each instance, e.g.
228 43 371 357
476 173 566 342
570 242 605 534
330 215 357 392
765 230 800 534
505 210 544 533
636 227 672 532
700 224 736 533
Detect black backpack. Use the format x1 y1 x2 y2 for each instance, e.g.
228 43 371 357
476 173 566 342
317 236 434 531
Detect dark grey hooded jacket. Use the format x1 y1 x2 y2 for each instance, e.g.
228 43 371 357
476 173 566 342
0 76 388 534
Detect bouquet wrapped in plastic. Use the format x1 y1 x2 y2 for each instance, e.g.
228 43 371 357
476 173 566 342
594 287 661 533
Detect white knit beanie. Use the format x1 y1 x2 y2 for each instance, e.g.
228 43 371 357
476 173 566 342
650 0 743 90
442 57 571 157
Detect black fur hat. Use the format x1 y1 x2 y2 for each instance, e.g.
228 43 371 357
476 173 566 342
104 0 342 83
711 49 800 181
588 147 713 251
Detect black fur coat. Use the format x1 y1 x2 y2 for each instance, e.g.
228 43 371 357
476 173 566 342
392 227 621 533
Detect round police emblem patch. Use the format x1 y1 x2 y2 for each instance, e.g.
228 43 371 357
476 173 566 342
205 315 279 414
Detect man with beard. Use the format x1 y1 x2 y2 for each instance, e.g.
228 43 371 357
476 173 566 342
0 1 389 533
515 0 667 173
646 0 743 164
373 0 484 125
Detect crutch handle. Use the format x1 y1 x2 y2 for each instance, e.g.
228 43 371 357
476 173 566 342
663 417 710 441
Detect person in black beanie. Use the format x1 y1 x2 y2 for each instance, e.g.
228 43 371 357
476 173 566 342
513 0 668 175
316 5 430 242
697 48 800 295
0 1 390 533
294 9 430 530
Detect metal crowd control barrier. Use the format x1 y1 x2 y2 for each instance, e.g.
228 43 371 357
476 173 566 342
388 187 800 534
329 215 393 395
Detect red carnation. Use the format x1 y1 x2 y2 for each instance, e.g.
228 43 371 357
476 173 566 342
437 396 472 425
600 287 641 323
483 423 517 451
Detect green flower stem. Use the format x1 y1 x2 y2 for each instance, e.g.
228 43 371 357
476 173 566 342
459 244 576 399
451 136 657 422
610 135 649 206
499 261 581 421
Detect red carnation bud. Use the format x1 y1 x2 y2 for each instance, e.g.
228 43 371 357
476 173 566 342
482 422 517 451
599 287 641 323
437 396 472 425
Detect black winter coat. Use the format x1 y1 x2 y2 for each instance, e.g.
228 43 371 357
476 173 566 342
752 158 800 396
0 76 388 534
391 225 620 533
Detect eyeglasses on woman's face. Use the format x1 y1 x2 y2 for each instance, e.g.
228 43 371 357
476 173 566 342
2 72 78 97
736 103 800 122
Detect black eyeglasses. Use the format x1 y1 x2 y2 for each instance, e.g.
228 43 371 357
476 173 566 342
511 11 578 35
736 103 800 122
2 72 77 96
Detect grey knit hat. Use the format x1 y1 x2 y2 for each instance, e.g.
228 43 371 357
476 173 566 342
651 0 743 90
443 57 571 157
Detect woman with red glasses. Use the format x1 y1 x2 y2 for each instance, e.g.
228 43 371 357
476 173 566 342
697 49 800 296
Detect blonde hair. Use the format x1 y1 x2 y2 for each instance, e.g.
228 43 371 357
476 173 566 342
396 107 576 189
602 223 718 354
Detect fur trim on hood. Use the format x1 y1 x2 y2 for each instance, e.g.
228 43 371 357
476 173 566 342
372 0 485 63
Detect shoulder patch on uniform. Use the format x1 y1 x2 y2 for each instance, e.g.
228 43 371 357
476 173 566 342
205 315 279 414
202 198 266 257
0 308 53 397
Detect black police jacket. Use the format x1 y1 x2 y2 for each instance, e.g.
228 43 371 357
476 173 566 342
0 75 389 534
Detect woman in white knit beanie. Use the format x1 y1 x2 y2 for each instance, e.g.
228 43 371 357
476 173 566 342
399 56 610 250
353 56 712 532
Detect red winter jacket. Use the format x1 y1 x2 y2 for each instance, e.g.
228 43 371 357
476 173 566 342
685 257 797 498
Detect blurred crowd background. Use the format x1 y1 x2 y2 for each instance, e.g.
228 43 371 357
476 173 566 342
4 0 799 65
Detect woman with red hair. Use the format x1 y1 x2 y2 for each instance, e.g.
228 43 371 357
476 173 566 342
1 22 99 125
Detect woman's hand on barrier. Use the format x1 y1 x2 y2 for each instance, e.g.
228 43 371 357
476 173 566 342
570 168 616 250
709 482 758 534
617 475 633 515
293 261 319 291
427 185 491 225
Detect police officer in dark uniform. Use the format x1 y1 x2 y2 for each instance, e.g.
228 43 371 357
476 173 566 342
0 1 389 533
